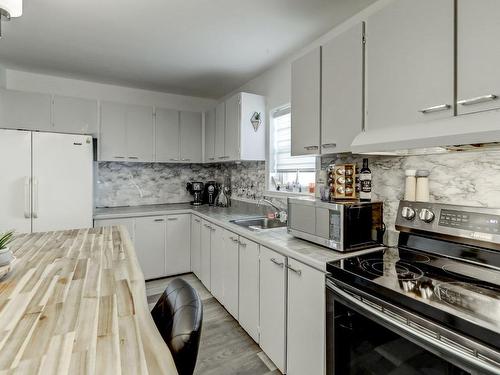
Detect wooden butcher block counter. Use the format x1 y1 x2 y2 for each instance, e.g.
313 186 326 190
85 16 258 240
0 226 178 375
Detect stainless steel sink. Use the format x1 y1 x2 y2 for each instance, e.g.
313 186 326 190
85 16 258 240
230 217 287 231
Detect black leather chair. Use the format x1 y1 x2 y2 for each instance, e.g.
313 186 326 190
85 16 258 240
151 278 203 375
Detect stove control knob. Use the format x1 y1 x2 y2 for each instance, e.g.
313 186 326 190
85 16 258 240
419 208 435 223
401 207 416 220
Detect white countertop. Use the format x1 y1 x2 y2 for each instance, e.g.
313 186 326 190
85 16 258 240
94 203 382 272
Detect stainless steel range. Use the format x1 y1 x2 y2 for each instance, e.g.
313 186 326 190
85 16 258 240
326 201 500 375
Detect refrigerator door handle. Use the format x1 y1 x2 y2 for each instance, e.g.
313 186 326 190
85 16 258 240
32 177 39 219
24 177 31 219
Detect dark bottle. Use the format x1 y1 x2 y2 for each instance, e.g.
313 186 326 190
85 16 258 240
359 158 372 201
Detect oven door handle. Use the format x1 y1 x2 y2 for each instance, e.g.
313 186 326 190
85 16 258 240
326 280 500 375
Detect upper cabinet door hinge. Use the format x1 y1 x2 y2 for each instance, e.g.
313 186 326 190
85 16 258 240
362 34 366 44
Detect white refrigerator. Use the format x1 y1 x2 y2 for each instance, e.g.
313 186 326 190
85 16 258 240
0 129 93 233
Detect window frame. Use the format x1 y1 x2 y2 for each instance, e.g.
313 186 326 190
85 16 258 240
265 104 318 197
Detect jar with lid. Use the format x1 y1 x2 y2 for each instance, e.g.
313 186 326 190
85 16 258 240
415 170 430 202
404 169 417 201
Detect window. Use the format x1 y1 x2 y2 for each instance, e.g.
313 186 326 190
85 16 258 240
268 106 316 194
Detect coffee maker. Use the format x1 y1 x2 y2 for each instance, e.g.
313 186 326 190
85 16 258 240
186 182 204 206
204 181 218 206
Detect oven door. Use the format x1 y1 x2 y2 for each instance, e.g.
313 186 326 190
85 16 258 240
326 279 498 375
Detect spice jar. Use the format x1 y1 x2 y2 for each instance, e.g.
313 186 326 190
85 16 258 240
404 169 417 201
415 170 430 202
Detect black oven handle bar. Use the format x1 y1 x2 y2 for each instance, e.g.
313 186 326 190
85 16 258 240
326 279 500 375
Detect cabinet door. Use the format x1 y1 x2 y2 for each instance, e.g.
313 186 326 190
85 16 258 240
200 220 212 290
180 111 202 163
53 95 98 135
366 0 454 131
125 104 154 162
291 47 321 156
214 101 226 160
94 218 136 243
165 214 191 276
204 108 216 162
287 259 325 375
100 101 128 161
0 89 52 131
457 0 500 114
259 247 286 373
155 108 180 162
224 94 240 161
190 216 202 278
321 23 364 154
210 225 225 302
238 237 260 343
134 216 166 280
223 230 239 319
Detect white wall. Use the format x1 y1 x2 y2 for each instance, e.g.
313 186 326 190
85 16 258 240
225 0 392 112
4 69 216 112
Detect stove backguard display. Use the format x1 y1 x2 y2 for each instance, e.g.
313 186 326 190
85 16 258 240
439 209 500 234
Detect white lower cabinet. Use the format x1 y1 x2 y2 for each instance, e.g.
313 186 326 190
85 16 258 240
259 247 287 373
134 216 167 280
223 229 239 319
190 216 202 278
200 220 212 289
210 225 225 301
287 258 326 375
238 237 260 343
165 215 191 276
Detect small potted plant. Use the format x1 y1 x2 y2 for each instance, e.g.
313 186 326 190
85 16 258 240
0 230 15 266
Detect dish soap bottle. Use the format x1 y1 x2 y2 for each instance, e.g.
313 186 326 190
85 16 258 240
359 158 372 202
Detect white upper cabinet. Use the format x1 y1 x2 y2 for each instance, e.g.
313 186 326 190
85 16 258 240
155 108 180 162
365 0 454 131
0 89 52 132
100 101 154 162
457 0 500 114
215 101 226 159
291 47 321 156
53 95 98 135
180 111 202 163
321 22 364 154
224 93 240 161
212 92 266 162
205 108 216 162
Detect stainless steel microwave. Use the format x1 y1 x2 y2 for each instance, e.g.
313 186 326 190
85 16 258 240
287 198 384 252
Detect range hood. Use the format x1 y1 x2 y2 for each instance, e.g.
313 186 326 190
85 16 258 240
351 109 500 154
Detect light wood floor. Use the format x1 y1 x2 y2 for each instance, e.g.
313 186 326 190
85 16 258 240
146 274 281 375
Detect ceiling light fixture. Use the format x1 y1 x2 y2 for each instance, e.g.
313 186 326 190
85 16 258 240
0 0 22 38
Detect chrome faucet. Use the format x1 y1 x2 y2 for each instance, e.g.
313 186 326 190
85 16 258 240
258 198 287 222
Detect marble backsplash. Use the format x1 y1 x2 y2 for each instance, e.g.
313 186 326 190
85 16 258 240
322 150 500 232
95 161 268 207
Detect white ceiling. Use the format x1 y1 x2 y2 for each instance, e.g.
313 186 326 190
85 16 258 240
0 0 376 98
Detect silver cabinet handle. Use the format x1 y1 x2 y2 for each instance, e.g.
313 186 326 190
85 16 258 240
238 241 247 247
229 236 239 243
181 158 191 162
128 156 139 159
457 94 498 106
113 156 125 159
270 258 284 267
32 177 39 219
169 158 179 161
304 145 319 151
24 177 31 219
208 157 215 161
154 218 165 222
322 143 337 148
218 156 230 159
194 218 201 223
419 104 451 113
167 217 178 221
287 264 301 276
203 224 211 228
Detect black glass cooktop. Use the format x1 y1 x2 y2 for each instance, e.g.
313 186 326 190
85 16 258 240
327 247 500 349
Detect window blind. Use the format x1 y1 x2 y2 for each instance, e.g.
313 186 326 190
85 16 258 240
271 108 316 173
